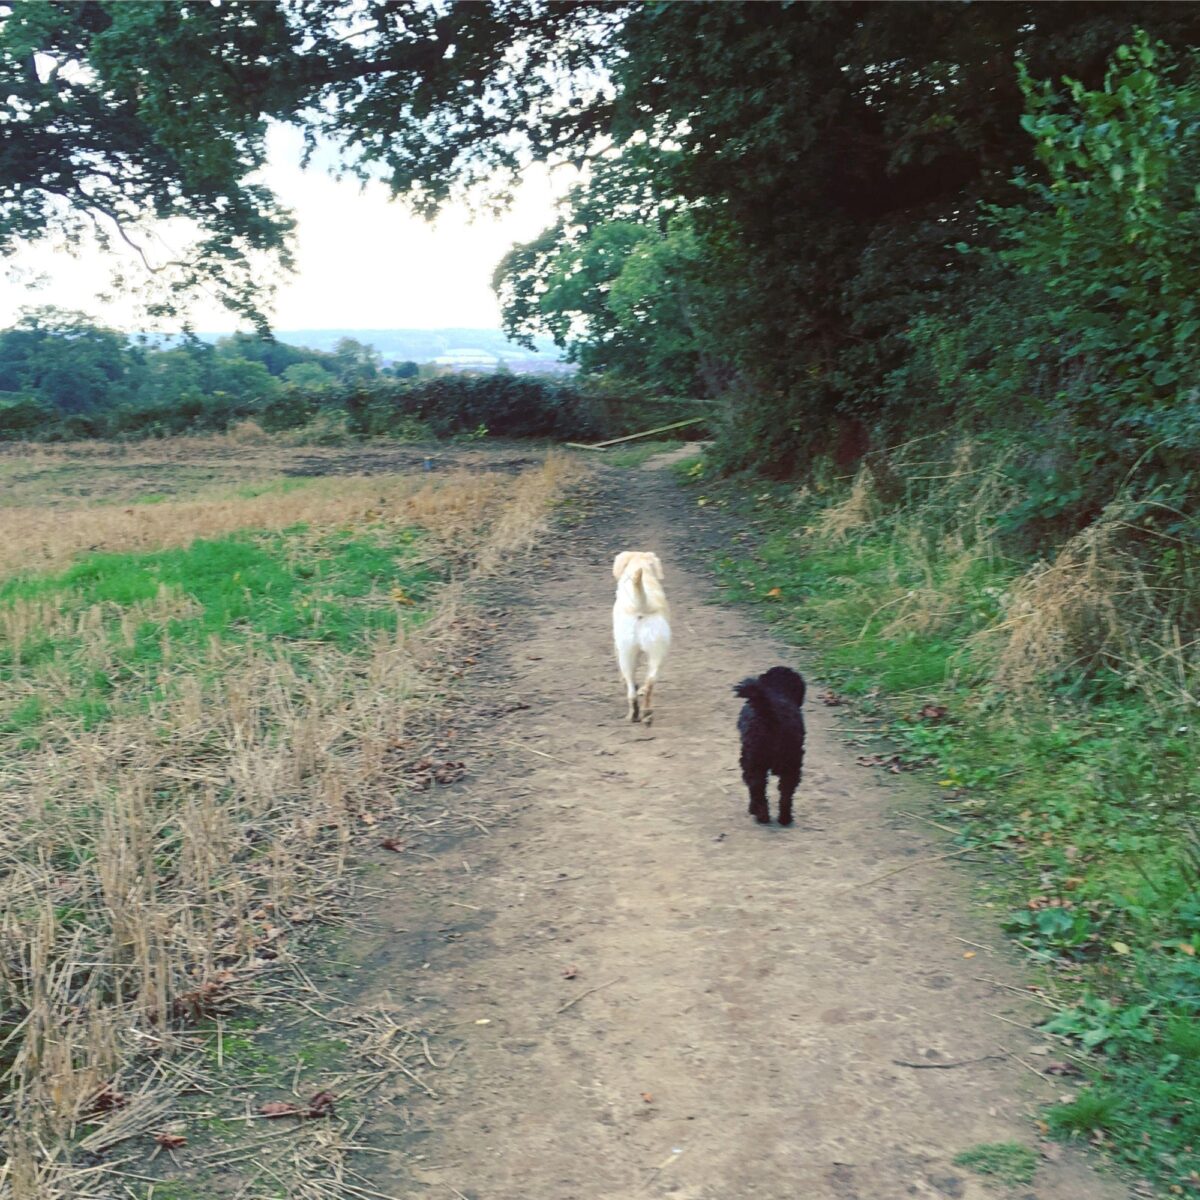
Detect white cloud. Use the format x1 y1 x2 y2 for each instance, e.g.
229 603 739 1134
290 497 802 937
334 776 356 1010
0 123 570 333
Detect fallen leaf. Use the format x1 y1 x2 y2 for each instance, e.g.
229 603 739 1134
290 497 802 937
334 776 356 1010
390 586 416 605
172 970 236 1022
380 838 406 852
1111 941 1132 956
474 1018 491 1026
562 965 579 980
918 703 949 722
641 1092 654 1103
962 950 976 959
1179 942 1196 956
765 587 783 598
261 1101 302 1118
1046 1061 1081 1077
153 1132 187 1150
306 1090 336 1117
89 1083 128 1114
1039 1141 1063 1162
360 812 377 826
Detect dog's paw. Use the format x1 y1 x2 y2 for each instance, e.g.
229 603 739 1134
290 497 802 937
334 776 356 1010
642 712 653 727
778 813 794 827
753 811 771 825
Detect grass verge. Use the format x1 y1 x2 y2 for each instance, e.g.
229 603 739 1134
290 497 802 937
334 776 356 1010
681 445 1199 1194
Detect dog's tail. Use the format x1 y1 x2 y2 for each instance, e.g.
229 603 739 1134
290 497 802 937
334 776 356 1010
734 677 776 722
632 565 668 614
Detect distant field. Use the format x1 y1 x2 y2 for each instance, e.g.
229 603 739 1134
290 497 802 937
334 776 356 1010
0 435 579 1196
0 435 543 509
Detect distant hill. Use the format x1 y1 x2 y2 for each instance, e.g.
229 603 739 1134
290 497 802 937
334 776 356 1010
190 328 564 364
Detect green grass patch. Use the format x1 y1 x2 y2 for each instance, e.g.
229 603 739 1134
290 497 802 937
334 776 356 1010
0 523 437 745
692 462 1200 1191
952 1142 1038 1186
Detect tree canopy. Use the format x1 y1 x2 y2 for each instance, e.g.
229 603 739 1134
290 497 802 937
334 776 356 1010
5 1 1200 513
6 2 1196 333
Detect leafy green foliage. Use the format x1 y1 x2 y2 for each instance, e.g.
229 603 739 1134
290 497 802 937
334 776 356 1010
0 309 135 413
1047 1089 1124 1137
495 148 725 397
498 6 1200 489
897 33 1200 535
1 1 624 325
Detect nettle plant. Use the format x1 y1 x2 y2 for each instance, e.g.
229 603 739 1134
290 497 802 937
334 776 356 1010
992 31 1200 523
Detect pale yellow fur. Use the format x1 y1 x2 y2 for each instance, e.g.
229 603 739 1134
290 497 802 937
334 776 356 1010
612 551 671 723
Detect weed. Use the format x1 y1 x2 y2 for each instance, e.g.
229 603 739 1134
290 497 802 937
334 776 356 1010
1046 1089 1123 1136
952 1142 1038 1186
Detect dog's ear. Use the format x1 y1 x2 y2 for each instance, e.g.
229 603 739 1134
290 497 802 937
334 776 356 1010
646 553 665 580
612 551 634 580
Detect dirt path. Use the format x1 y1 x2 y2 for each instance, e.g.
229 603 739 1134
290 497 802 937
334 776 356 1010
355 457 1127 1200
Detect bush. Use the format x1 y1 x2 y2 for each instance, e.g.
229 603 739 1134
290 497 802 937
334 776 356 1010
259 387 320 431
890 33 1200 540
0 394 56 440
392 375 609 439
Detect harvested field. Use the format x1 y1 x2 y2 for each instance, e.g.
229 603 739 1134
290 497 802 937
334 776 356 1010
0 437 580 1198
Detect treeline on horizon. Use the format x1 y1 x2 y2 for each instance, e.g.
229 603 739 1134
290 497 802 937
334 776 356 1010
0 312 607 441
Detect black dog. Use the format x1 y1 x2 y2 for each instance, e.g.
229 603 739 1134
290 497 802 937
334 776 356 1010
734 666 806 825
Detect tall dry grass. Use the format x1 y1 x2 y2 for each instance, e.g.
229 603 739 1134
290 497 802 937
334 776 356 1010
813 438 1197 704
978 502 1198 707
0 450 581 1198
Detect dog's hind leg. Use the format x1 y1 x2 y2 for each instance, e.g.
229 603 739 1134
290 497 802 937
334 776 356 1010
638 637 668 726
777 767 800 827
617 639 640 722
743 765 771 824
637 677 654 726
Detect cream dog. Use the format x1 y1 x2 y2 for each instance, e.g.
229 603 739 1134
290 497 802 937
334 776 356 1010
612 550 671 724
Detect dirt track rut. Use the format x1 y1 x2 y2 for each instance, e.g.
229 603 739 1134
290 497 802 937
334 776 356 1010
358 456 1127 1200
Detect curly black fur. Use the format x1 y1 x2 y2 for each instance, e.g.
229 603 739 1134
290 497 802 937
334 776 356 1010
734 666 806 826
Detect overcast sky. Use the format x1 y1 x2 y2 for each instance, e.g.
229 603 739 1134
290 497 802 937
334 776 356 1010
0 125 571 334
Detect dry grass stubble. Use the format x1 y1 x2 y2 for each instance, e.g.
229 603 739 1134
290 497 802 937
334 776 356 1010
0 451 582 1198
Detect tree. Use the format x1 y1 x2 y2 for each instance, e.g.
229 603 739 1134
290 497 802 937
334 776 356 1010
895 32 1200 530
332 337 381 384
283 361 335 389
495 2 1200 471
0 0 623 326
0 307 134 412
215 332 315 377
6 1 1200 471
